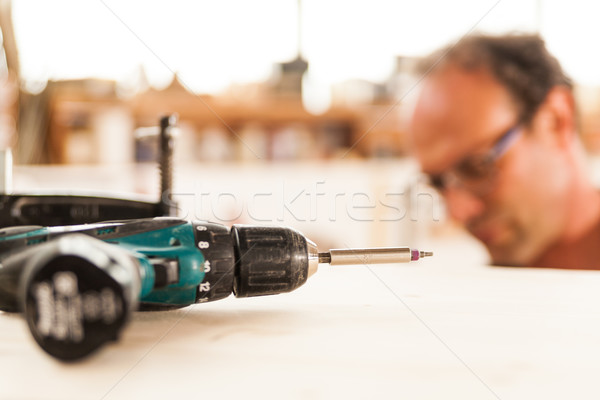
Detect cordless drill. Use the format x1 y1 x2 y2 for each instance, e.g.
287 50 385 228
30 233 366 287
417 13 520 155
0 217 431 361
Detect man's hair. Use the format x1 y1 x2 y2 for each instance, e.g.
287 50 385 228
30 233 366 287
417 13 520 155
420 33 573 125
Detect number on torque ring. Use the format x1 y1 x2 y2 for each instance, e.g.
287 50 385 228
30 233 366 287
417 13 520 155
203 261 211 273
198 241 209 249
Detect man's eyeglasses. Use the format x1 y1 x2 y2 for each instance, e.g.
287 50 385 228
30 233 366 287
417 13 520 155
427 125 522 195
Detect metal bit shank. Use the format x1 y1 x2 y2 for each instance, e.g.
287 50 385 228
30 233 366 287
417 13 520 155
321 247 416 266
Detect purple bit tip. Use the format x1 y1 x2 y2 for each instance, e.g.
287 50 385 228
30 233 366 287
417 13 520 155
411 249 419 261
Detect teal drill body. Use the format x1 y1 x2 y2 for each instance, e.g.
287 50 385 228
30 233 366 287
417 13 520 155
0 218 233 310
111 221 204 306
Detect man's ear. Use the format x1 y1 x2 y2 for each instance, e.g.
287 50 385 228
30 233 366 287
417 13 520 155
535 86 577 148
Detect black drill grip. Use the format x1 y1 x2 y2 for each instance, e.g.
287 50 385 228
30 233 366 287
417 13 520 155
230 225 309 298
17 235 140 361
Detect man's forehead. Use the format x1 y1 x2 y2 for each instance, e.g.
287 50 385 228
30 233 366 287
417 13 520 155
410 65 517 172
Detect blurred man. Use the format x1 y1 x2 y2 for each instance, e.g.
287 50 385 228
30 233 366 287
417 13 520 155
410 34 600 269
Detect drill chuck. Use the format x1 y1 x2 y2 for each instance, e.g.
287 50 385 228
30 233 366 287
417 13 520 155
230 225 318 297
192 223 318 301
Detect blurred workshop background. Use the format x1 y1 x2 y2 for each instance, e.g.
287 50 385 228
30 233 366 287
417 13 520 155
1 0 600 258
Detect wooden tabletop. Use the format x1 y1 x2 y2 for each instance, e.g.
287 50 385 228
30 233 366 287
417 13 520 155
2 250 600 400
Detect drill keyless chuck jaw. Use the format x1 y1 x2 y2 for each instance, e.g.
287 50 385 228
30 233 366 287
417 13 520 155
307 239 319 278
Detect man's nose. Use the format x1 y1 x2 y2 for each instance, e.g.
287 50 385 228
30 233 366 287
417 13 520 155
443 187 486 223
